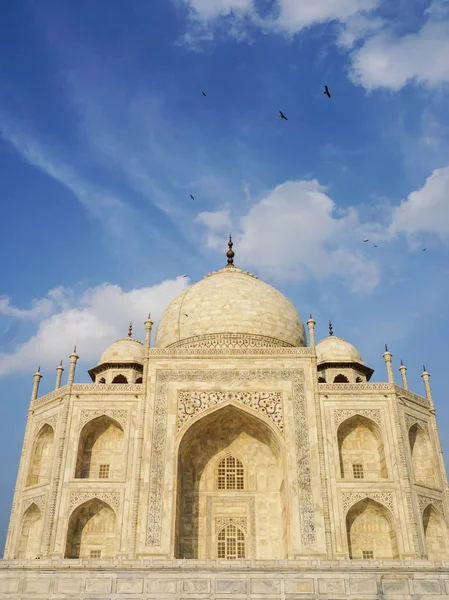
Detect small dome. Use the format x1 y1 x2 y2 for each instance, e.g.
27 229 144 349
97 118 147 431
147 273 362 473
316 336 364 365
156 265 306 349
98 337 144 365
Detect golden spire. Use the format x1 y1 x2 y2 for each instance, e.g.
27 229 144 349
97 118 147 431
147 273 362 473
128 322 133 338
226 235 235 266
329 321 333 336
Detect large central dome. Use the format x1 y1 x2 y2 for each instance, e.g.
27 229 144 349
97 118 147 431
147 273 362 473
156 244 306 349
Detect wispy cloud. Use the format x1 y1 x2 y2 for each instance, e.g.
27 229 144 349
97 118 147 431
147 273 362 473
0 277 188 377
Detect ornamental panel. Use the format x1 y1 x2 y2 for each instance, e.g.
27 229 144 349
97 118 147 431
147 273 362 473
22 495 46 515
418 494 444 516
79 409 128 430
342 491 394 513
405 414 429 435
69 491 121 513
177 391 284 434
334 409 381 428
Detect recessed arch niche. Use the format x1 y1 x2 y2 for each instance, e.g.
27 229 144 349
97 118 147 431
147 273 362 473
346 498 398 559
65 499 117 558
174 404 287 560
409 424 439 488
423 504 449 559
26 424 54 487
75 416 124 480
16 503 42 558
338 415 387 480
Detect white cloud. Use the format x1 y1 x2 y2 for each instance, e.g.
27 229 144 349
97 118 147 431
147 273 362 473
0 277 188 377
350 21 449 90
199 180 381 293
0 287 71 320
181 0 378 32
389 166 449 240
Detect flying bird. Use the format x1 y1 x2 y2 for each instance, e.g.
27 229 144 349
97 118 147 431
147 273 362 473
279 111 288 121
182 275 188 278
324 85 331 98
373 245 378 248
202 92 207 97
363 239 369 243
422 248 427 251
190 194 195 200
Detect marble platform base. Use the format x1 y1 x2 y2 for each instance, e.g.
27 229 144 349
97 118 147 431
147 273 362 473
2 558 449 599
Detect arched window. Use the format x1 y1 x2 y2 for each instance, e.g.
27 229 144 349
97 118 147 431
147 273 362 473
338 415 387 480
347 499 398 559
16 504 42 559
423 504 449 559
217 455 244 490
356 376 363 383
217 523 245 559
334 374 349 383
65 499 116 558
318 376 326 383
409 424 439 488
98 377 106 384
112 374 127 384
26 424 54 487
75 416 124 479
135 377 143 384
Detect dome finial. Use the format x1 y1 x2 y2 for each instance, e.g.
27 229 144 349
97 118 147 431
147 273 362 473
329 321 333 336
128 322 133 338
226 234 235 266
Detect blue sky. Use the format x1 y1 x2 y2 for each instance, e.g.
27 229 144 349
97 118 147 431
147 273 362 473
1 0 449 552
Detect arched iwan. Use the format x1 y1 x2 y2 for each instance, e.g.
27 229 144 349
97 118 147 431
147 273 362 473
174 404 287 560
346 498 398 559
26 424 54 487
338 415 387 480
75 415 124 480
16 503 42 559
65 498 117 559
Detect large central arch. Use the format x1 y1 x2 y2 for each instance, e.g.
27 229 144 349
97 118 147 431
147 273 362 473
174 403 287 560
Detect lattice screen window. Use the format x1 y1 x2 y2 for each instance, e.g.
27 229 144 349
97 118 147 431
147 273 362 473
90 550 101 559
362 550 374 559
217 455 244 490
217 524 245 559
98 464 110 479
353 463 364 479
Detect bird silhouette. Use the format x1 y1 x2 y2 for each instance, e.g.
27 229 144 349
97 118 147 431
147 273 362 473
182 275 187 278
202 92 207 97
422 248 427 251
363 239 369 242
190 194 195 200
279 111 288 121
324 85 331 98
373 245 378 248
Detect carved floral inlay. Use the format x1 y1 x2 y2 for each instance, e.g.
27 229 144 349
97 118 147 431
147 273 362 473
69 491 121 513
405 413 429 435
216 517 247 532
22 495 46 515
342 491 394 512
418 494 444 516
177 391 284 434
79 409 128 430
334 409 381 428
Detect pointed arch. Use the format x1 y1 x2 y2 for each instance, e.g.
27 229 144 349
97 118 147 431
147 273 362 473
337 415 387 480
112 374 127 383
75 415 124 479
16 503 42 558
217 522 246 559
346 498 398 559
423 503 449 559
174 404 287 560
26 424 54 487
65 498 117 559
334 374 349 383
409 423 439 488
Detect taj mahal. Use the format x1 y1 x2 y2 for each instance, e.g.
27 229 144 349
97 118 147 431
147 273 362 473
2 239 449 599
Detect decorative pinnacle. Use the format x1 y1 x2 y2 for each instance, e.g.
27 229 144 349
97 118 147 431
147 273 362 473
37 365 41 373
226 235 235 266
400 359 404 366
329 321 333 336
73 345 77 353
385 344 389 353
423 364 427 373
128 322 133 337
